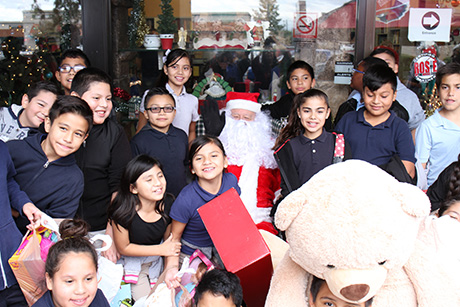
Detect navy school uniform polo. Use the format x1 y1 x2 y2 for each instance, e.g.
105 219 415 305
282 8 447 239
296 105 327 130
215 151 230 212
335 108 415 166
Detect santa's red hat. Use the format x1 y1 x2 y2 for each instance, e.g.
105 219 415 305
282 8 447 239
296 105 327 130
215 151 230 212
226 92 261 113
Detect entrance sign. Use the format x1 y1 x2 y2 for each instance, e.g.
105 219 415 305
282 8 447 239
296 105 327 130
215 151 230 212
294 12 318 39
408 8 452 42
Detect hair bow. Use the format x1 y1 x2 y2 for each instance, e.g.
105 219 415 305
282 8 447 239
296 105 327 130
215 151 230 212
162 49 171 63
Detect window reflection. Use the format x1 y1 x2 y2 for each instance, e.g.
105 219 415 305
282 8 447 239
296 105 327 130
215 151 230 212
374 0 460 114
0 1 82 105
168 0 357 111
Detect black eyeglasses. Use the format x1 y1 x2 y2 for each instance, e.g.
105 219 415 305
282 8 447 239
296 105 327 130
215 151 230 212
59 64 86 73
146 106 175 113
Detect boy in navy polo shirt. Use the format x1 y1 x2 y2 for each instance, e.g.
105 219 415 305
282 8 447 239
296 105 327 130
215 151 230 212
334 57 409 126
335 64 416 180
131 87 188 197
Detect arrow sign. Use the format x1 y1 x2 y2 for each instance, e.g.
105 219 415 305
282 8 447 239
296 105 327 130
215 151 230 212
422 11 440 30
408 8 452 42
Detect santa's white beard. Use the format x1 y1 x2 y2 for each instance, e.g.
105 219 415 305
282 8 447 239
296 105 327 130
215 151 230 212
219 112 277 169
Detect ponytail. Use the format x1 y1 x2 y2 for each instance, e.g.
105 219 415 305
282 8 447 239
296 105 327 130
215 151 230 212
274 89 329 149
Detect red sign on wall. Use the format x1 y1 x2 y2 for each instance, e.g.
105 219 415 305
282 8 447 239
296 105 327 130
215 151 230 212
294 12 318 39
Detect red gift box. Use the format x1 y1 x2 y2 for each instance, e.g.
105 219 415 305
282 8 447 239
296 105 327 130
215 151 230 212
198 188 273 307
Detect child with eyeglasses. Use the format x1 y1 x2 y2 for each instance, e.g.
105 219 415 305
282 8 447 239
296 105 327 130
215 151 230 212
136 49 198 144
131 87 189 197
55 49 91 95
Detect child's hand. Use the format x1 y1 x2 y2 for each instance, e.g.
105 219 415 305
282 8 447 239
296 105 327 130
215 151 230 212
160 233 182 257
102 223 121 263
102 242 120 263
165 266 181 289
22 202 42 230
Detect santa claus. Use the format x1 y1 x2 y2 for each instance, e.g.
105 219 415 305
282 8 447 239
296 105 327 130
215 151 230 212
204 92 281 234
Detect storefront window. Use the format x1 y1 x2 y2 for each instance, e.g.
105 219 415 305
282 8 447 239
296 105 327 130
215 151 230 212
374 0 460 113
0 0 82 106
141 0 356 113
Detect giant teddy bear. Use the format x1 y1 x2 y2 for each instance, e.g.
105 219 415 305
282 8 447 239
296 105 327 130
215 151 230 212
265 160 460 307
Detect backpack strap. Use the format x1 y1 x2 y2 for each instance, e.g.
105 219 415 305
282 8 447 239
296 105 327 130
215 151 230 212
332 132 345 164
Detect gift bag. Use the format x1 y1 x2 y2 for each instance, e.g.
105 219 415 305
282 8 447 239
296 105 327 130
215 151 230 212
134 250 214 307
8 214 59 306
90 234 124 304
98 255 124 303
109 283 132 307
133 270 176 307
174 250 215 307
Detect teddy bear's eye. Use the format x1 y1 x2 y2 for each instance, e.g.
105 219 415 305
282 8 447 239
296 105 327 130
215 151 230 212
378 260 387 265
327 264 335 269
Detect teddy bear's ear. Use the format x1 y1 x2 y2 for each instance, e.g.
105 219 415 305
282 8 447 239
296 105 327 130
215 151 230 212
394 182 430 217
275 189 308 231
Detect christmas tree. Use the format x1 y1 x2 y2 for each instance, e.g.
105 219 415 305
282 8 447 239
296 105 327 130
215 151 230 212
127 0 150 48
253 0 283 35
157 0 177 34
0 36 51 106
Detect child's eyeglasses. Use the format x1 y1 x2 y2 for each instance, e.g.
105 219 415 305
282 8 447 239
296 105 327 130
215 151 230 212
59 65 86 73
353 68 365 74
146 106 176 113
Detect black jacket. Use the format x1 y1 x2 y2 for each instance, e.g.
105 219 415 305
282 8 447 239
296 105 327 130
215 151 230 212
75 119 132 231
378 155 416 185
262 91 295 120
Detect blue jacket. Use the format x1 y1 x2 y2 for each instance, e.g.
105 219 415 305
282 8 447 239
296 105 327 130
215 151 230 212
7 134 84 232
0 141 31 290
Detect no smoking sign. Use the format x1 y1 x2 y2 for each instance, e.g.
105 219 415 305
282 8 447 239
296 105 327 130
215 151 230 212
294 12 318 39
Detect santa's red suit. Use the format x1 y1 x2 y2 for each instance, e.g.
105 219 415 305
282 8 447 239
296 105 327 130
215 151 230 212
227 164 280 234
219 104 281 235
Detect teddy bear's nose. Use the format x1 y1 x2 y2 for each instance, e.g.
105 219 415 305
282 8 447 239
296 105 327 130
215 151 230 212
340 284 370 301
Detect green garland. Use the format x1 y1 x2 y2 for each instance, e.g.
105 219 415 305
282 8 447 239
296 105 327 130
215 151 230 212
192 76 232 98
